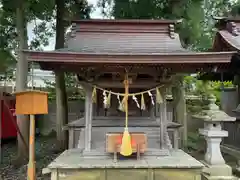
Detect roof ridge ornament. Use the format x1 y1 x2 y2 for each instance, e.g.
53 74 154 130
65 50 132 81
169 24 175 39
226 21 239 36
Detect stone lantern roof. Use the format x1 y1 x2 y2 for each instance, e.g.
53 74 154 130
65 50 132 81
193 94 235 122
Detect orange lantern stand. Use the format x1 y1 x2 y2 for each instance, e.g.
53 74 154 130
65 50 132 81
14 90 48 180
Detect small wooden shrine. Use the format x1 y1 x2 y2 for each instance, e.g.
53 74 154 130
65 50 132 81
199 16 240 82
23 19 236 180
198 16 240 113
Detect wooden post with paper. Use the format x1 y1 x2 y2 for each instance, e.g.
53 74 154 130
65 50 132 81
14 90 48 180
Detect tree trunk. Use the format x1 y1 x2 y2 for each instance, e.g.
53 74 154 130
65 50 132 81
55 0 69 150
15 0 29 160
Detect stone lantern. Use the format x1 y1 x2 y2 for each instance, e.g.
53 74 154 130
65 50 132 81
193 94 237 180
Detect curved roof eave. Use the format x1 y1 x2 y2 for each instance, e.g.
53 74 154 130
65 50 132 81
216 30 240 51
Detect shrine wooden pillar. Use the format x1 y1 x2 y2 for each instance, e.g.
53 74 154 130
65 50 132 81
83 84 93 151
172 77 187 149
160 88 166 149
159 87 172 149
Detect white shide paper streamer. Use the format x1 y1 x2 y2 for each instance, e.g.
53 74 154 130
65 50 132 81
148 91 155 105
132 95 140 108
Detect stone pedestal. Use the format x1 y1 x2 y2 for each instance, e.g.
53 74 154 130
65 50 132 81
199 123 228 165
194 95 237 180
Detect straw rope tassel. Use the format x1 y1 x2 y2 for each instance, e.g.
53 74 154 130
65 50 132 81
120 74 132 156
156 87 163 104
119 96 126 112
91 86 97 103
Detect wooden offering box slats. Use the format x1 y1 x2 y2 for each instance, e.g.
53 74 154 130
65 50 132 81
15 90 48 115
106 132 147 153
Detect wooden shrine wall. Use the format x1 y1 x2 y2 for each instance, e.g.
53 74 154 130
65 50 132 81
40 99 174 136
95 90 157 117
221 88 240 148
72 125 177 150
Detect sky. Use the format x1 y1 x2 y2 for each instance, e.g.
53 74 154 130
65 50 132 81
88 0 103 18
27 0 102 51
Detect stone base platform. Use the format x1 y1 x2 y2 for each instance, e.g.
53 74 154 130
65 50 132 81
44 149 204 180
202 164 238 180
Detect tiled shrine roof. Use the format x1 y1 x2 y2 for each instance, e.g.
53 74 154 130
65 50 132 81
62 19 188 54
213 16 240 51
23 19 235 73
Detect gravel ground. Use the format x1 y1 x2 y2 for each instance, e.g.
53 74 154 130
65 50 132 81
0 135 61 180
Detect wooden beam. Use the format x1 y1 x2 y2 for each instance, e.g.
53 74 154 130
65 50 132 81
76 75 175 88
39 61 232 74
26 50 234 64
78 80 173 88
77 66 164 80
95 81 160 88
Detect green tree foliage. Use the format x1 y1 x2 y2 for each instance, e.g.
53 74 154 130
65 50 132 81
0 0 92 87
184 75 234 109
0 0 92 69
230 0 240 16
0 0 55 77
98 0 237 51
44 73 85 100
0 5 17 73
0 0 92 157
